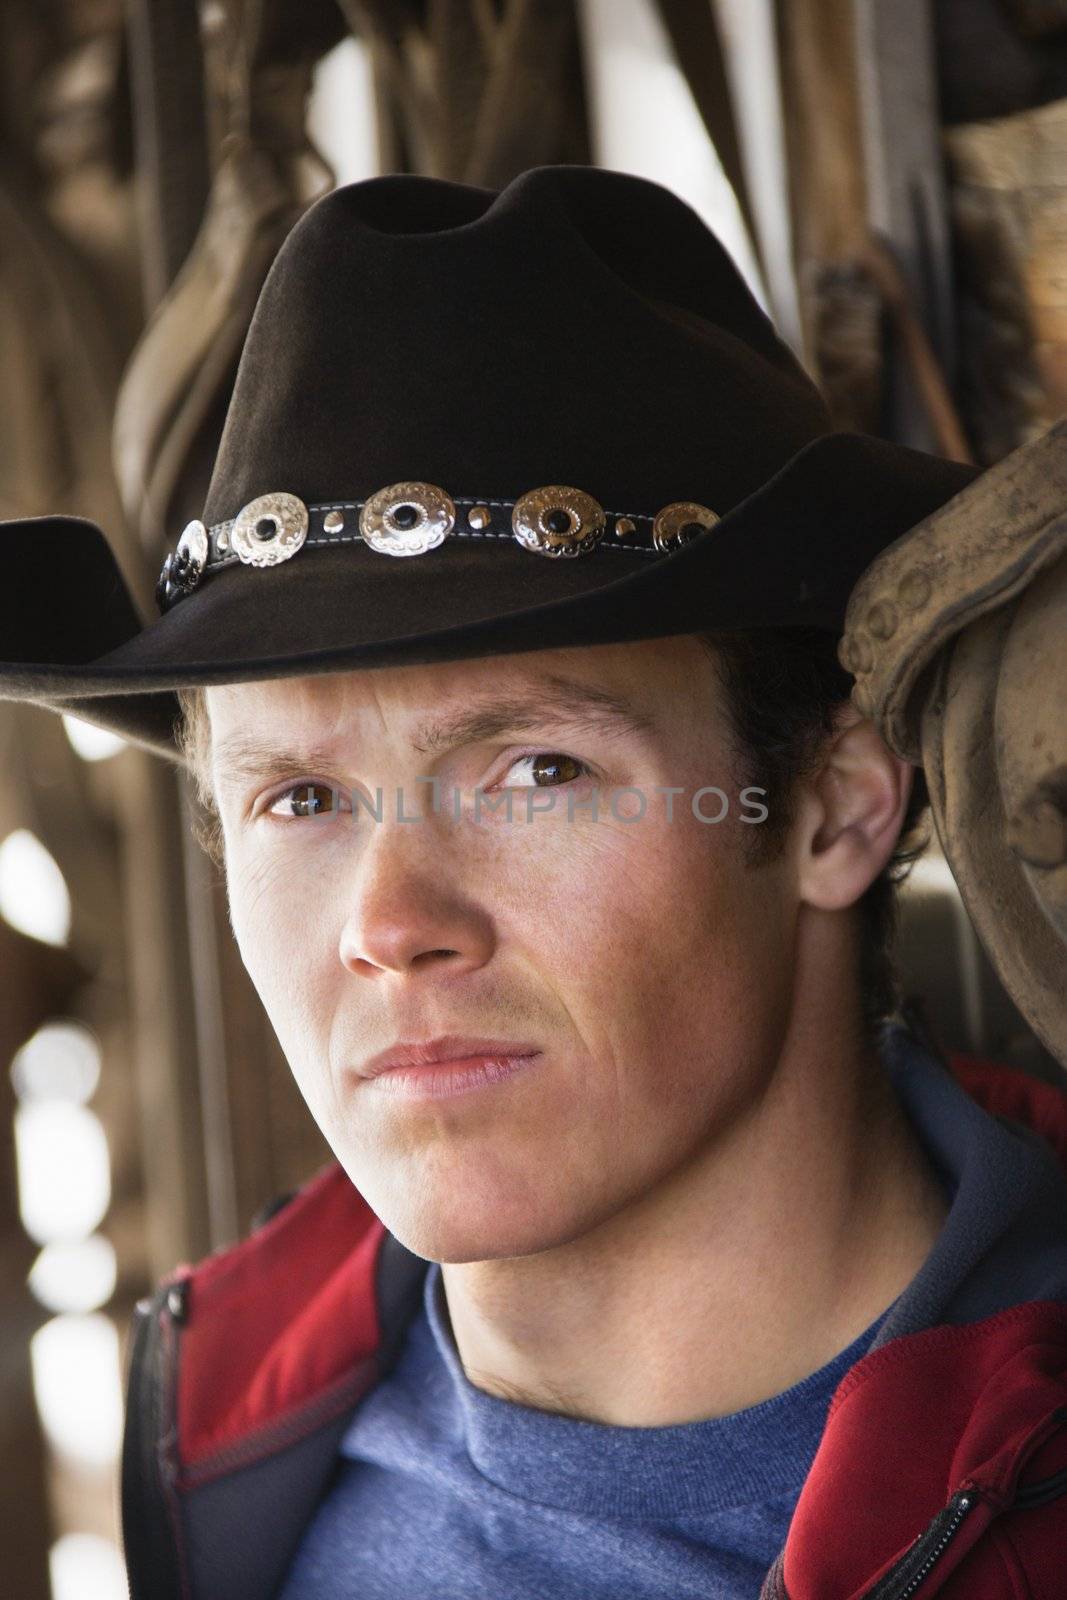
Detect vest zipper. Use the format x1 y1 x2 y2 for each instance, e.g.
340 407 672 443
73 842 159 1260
121 1282 189 1599
871 1489 976 1599
865 1404 1067 1600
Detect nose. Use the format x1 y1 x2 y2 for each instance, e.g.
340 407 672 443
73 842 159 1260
337 819 495 980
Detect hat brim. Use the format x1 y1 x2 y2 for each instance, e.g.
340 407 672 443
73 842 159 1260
0 432 980 765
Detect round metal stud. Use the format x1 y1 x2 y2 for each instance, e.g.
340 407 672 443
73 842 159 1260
323 510 345 534
614 517 637 539
230 492 309 568
360 481 456 557
511 486 606 559
217 530 229 552
177 518 208 570
468 504 492 530
651 501 719 554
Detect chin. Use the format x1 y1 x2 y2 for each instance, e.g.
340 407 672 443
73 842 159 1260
387 1222 567 1266
346 1163 585 1265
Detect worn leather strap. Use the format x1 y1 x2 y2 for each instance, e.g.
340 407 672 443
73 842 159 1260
841 416 1067 764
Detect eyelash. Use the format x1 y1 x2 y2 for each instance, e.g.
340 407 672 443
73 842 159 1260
263 750 596 821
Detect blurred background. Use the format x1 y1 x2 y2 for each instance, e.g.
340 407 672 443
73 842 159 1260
2 1 1066 1595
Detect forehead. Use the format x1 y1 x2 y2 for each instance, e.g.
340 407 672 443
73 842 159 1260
205 635 718 770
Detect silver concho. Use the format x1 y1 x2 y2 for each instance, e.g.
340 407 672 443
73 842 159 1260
511 486 606 558
177 518 209 570
651 501 719 555
230 492 309 567
360 482 456 556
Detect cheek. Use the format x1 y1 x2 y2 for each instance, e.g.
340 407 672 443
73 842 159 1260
511 812 791 1077
582 824 791 1112
225 850 339 1054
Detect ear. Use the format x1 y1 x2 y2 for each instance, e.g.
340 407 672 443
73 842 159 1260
793 704 915 912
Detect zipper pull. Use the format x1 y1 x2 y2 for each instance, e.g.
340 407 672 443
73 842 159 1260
164 1277 189 1324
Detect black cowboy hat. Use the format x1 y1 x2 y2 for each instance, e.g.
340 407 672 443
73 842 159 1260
0 165 979 764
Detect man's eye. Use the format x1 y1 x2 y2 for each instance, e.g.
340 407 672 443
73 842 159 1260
267 782 344 819
500 752 594 788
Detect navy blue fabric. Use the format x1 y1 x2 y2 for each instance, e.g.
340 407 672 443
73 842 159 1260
277 1258 895 1599
275 1025 1067 1599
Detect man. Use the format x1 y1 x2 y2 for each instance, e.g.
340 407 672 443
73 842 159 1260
2 166 1066 1598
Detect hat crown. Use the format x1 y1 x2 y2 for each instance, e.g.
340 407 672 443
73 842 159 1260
202 165 830 528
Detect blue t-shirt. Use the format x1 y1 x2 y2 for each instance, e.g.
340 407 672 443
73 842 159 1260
278 1261 898 1598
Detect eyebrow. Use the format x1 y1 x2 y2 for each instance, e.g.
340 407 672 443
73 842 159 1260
211 673 655 789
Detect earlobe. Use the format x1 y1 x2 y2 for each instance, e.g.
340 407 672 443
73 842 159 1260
796 711 914 912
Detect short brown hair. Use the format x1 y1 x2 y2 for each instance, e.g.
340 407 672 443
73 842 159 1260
175 685 224 867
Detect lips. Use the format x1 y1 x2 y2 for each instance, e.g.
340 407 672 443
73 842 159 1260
359 1035 541 1079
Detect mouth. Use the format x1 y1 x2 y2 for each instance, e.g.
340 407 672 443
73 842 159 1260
359 1034 541 1079
357 1036 543 1102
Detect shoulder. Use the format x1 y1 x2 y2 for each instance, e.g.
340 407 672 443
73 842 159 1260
784 1299 1067 1598
131 1164 427 1474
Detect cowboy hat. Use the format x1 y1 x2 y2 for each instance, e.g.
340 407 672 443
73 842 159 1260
0 165 979 764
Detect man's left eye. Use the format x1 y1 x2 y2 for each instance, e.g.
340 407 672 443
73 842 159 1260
501 752 593 788
267 782 345 819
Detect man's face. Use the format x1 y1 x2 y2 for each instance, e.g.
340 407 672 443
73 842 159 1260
209 636 798 1263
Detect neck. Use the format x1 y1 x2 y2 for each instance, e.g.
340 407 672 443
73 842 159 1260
439 933 950 1427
